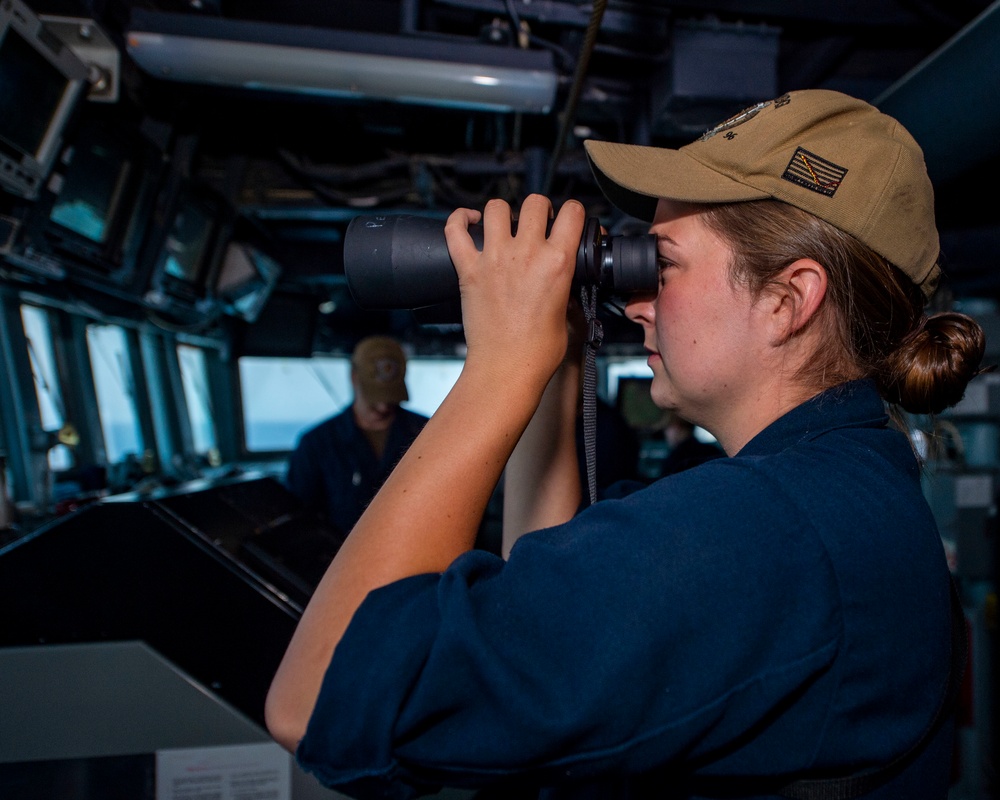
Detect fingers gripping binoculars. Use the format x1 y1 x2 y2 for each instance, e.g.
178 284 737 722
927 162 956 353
343 214 659 310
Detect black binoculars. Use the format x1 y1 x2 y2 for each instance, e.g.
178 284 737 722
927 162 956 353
343 214 658 310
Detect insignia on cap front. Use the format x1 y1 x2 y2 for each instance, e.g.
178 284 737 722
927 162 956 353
374 357 400 383
698 99 771 142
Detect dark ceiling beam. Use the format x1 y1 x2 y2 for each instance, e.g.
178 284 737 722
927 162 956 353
431 0 669 35
875 0 1000 185
434 0 928 27
636 0 939 26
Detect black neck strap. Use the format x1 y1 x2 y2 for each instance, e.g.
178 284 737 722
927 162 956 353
580 285 603 506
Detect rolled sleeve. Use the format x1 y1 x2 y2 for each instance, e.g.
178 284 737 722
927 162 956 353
297 572 444 798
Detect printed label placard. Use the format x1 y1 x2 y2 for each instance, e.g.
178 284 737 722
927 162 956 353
156 742 291 800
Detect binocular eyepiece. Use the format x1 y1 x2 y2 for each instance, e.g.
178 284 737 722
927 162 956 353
343 214 658 310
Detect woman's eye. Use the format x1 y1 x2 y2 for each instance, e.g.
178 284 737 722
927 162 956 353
657 257 675 284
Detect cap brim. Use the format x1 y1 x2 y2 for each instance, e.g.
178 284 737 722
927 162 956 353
584 140 768 222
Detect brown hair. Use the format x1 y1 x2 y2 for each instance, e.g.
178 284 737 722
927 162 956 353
700 200 986 415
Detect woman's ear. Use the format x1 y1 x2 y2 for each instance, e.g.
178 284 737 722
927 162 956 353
767 258 828 343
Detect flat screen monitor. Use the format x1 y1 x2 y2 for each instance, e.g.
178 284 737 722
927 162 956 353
49 133 128 247
162 199 214 285
147 186 226 307
46 116 150 267
214 241 282 323
11 110 168 291
0 0 88 199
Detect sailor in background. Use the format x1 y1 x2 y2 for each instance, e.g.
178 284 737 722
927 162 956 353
286 336 428 536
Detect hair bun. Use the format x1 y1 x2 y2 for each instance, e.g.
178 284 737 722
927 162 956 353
881 311 987 415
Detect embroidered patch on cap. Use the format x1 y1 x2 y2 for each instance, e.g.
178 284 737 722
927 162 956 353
698 100 771 142
782 147 847 197
373 357 401 383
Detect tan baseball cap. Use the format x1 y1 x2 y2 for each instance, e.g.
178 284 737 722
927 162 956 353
352 335 408 405
584 89 940 298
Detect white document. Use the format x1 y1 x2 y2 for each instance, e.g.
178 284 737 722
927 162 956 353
156 741 291 800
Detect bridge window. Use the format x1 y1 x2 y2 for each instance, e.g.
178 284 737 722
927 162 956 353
238 355 464 453
20 305 71 471
85 324 143 463
239 356 351 453
177 344 217 455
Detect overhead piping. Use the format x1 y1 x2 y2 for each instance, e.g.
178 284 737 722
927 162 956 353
543 0 608 196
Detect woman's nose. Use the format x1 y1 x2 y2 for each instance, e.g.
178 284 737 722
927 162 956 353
624 292 656 326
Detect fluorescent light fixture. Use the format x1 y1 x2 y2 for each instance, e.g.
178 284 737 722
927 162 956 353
126 11 558 114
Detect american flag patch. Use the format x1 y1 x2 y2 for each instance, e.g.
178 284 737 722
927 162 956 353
781 148 847 197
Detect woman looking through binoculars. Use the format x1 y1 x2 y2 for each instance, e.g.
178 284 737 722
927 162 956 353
266 90 984 800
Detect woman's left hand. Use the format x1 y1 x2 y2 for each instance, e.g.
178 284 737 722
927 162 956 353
445 193 586 390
